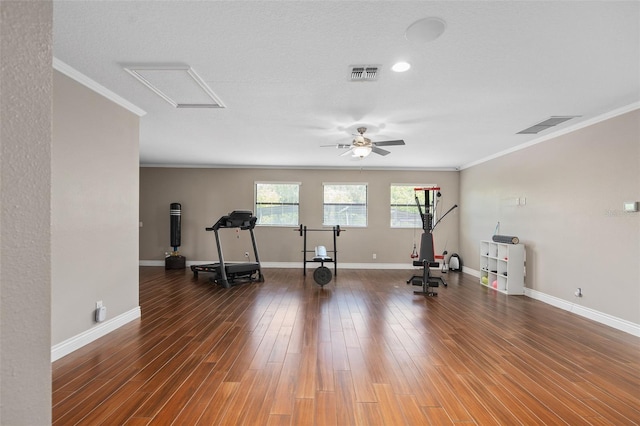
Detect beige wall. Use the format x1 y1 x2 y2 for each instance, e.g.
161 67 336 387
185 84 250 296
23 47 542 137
140 168 460 266
460 110 640 324
0 1 52 423
52 71 140 345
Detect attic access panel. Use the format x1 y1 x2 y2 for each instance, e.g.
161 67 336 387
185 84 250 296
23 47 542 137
124 64 225 108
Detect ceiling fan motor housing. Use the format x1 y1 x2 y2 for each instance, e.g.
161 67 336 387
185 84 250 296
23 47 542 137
353 135 370 146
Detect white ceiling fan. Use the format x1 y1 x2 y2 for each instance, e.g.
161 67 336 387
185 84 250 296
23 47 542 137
322 127 405 158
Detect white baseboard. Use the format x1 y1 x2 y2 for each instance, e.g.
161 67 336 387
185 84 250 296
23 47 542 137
51 306 141 362
467 266 638 336
524 288 640 337
139 260 165 266
140 260 415 270
463 266 480 277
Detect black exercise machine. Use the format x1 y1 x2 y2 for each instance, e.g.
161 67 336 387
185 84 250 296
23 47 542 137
191 210 264 288
408 232 445 296
407 187 458 296
296 224 343 286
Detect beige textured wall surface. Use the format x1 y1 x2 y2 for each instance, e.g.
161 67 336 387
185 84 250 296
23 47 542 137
140 168 460 265
0 1 53 424
52 71 140 345
460 110 640 324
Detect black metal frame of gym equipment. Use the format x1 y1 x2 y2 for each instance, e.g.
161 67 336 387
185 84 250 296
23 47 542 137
407 187 458 296
191 210 264 288
296 224 343 286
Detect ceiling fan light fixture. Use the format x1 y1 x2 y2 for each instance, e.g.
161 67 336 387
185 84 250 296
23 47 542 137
353 146 372 158
392 62 411 72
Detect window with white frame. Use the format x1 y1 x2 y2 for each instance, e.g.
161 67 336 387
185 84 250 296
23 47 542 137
390 184 431 228
255 182 300 226
323 183 367 227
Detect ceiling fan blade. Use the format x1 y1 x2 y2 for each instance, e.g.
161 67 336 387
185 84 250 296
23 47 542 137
372 146 391 156
372 139 405 146
321 144 352 149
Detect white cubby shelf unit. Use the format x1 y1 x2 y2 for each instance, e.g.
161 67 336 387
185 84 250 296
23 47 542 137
479 240 525 295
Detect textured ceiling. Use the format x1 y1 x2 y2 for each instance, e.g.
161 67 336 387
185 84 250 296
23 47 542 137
53 1 640 170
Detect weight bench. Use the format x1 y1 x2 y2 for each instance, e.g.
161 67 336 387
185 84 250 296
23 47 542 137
407 232 447 296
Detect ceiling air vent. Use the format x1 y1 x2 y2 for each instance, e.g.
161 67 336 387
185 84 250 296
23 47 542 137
517 116 580 134
350 65 379 81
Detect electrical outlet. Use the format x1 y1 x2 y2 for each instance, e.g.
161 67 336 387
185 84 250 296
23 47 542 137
244 252 249 258
96 300 103 309
372 253 377 260
574 288 582 297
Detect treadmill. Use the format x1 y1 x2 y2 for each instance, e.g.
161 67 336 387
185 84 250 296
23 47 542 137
191 210 264 288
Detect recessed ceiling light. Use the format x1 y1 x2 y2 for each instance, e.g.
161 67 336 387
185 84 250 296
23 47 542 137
405 17 446 44
392 62 411 72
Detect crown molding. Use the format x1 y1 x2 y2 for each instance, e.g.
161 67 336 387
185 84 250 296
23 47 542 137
459 101 640 170
53 57 146 117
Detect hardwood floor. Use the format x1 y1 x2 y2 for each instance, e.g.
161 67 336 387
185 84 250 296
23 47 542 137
52 267 640 425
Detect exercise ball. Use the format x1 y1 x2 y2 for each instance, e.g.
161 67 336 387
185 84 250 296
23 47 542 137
492 280 498 288
481 276 488 285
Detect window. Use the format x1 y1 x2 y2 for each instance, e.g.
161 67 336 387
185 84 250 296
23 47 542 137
390 184 430 228
323 183 367 227
255 182 300 226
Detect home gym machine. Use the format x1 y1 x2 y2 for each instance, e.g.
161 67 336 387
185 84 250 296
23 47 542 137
296 224 343 286
191 210 264 288
407 187 458 296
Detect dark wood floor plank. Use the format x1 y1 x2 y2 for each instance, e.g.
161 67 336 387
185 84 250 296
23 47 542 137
354 401 384 426
294 344 318 399
168 368 227 425
216 369 260 425
396 394 433 425
236 362 282 425
134 354 205 418
97 389 151 426
389 349 442 406
422 405 456 425
50 267 640 425
315 391 337 426
373 383 408 426
334 370 357 426
575 378 640 424
195 381 239 425
292 397 315 426
270 352 301 415
346 346 378 403
266 413 291 426
329 330 350 371
316 340 335 391
145 361 215 425
491 372 570 425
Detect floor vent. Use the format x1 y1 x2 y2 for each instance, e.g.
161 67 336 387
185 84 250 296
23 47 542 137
517 116 580 134
350 65 379 81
